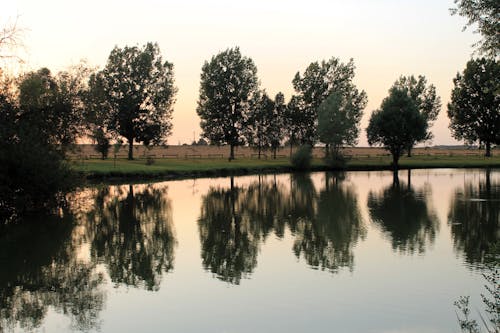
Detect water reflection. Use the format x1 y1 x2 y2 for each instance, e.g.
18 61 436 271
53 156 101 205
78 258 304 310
0 214 105 332
289 173 365 272
198 173 365 283
448 169 500 266
368 171 439 254
88 185 176 291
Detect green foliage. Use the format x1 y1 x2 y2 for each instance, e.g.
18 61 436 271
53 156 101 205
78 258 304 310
246 91 274 157
268 92 286 158
284 95 308 149
93 42 177 160
292 58 366 145
197 47 259 160
451 0 500 57
291 145 312 170
367 87 427 168
448 58 500 157
392 75 441 155
18 66 88 155
0 92 77 222
317 92 366 156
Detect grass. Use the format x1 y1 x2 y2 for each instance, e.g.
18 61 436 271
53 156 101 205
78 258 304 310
71 154 500 181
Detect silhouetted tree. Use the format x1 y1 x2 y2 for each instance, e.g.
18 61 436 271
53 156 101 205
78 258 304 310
269 92 286 159
391 75 441 156
317 91 366 158
197 47 259 160
292 57 366 144
367 87 427 169
93 42 177 160
246 91 274 159
448 58 499 157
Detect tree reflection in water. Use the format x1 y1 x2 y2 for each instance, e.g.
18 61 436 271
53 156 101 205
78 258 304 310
368 171 438 254
0 212 105 332
292 173 365 272
198 173 365 283
448 169 499 266
88 184 176 291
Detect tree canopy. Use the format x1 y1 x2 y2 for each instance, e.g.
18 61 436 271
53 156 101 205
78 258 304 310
447 58 499 156
197 47 259 160
391 75 441 156
367 87 427 168
292 58 365 145
93 42 177 160
451 0 500 57
317 91 366 157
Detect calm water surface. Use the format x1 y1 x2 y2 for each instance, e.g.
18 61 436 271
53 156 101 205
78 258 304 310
0 169 498 333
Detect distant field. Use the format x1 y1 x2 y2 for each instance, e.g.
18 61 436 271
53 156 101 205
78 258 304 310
68 144 494 160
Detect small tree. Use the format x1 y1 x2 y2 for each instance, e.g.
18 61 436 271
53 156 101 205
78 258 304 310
367 88 427 169
317 91 366 159
95 42 177 160
448 58 499 157
92 127 110 160
197 47 259 160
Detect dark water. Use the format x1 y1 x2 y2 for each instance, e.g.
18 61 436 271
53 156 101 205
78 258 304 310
0 169 498 332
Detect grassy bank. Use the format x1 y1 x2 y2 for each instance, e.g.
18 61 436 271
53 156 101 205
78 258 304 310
71 154 500 181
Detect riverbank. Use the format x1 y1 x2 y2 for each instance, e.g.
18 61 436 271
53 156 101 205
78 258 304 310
72 155 500 181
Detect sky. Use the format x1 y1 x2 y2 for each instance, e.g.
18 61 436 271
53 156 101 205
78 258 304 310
3 0 479 146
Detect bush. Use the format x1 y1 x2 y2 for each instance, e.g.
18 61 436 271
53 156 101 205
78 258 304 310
291 145 312 170
324 150 348 169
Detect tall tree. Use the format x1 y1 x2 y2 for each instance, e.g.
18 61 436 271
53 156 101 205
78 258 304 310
246 91 274 159
448 58 499 157
392 75 441 156
284 95 308 157
197 47 259 160
292 57 365 144
268 92 286 159
317 91 366 158
451 0 500 57
95 42 177 160
367 88 427 169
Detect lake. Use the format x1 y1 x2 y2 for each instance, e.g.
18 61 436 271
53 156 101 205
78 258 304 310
0 169 498 333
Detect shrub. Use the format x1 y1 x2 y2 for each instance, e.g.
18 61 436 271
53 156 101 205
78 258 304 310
291 145 312 170
324 150 348 169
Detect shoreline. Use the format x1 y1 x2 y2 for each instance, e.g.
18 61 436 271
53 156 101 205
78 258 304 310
75 156 500 183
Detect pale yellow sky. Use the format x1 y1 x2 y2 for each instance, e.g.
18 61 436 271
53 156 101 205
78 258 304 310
3 0 478 145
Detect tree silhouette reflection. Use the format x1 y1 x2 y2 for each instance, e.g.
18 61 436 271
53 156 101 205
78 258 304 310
0 213 105 331
292 173 365 272
198 178 262 284
198 173 366 283
368 172 438 254
89 184 176 291
448 169 499 266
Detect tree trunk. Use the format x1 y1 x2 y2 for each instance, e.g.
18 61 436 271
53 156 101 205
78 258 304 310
128 139 134 160
258 145 261 159
407 146 412 157
229 144 235 161
289 142 293 158
485 141 491 157
392 153 400 171
273 147 277 159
